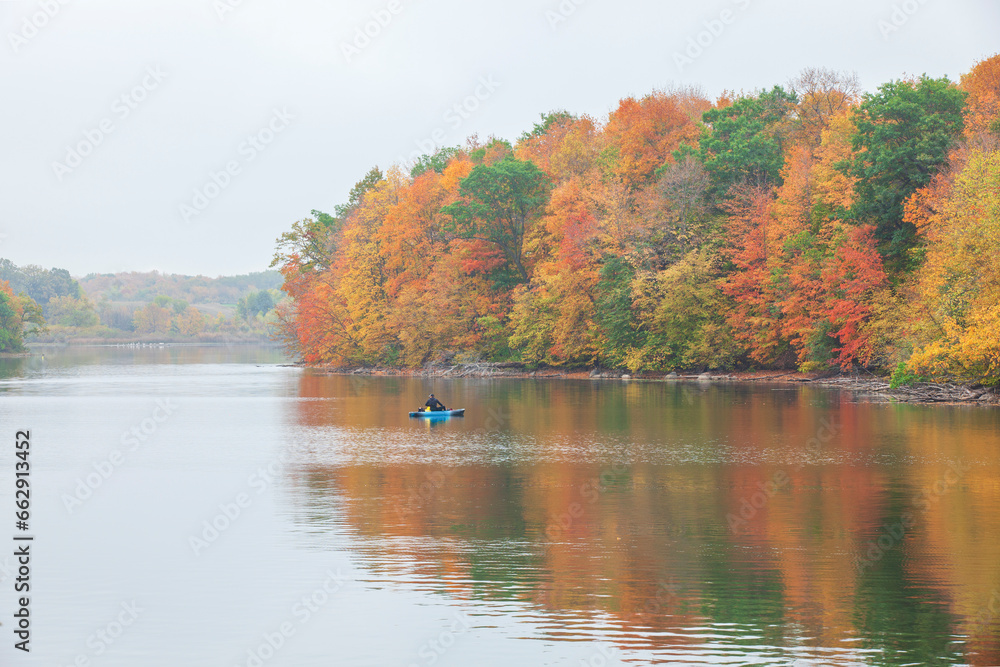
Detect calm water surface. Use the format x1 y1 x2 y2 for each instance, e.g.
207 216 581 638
0 346 998 666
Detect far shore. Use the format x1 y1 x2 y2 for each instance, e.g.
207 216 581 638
303 362 998 406
26 336 279 347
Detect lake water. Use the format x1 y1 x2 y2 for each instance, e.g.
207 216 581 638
1 346 998 666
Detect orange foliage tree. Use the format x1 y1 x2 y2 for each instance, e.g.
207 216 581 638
270 57 997 385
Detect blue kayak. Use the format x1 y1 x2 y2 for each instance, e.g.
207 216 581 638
409 408 465 418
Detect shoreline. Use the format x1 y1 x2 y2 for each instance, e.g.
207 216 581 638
303 362 998 406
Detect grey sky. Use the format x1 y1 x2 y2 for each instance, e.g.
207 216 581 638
1 0 997 277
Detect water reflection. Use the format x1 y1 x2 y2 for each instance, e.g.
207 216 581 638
2 343 288 380
0 344 292 395
284 373 1000 665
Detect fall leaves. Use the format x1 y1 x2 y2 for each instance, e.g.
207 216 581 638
0 280 47 352
908 147 1000 383
274 56 1000 384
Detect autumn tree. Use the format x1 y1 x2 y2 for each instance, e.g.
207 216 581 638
643 154 714 268
133 302 172 334
788 68 861 149
0 283 25 352
519 111 576 144
337 172 398 360
629 250 742 371
175 307 207 336
382 159 476 365
959 54 1000 139
601 91 703 189
271 168 385 361
410 147 463 178
722 108 888 371
845 76 966 270
442 156 549 284
0 282 45 351
508 178 601 365
270 58 990 380
720 186 786 364
516 114 599 183
907 148 1000 384
271 168 382 276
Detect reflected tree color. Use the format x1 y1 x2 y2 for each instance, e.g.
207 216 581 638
279 374 1000 665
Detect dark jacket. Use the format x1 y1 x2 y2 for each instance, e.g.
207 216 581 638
425 397 446 411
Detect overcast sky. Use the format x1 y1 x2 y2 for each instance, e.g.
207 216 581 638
1 0 997 278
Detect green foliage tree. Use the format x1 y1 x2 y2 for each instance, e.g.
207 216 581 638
19 295 46 339
0 259 82 305
698 86 798 199
594 256 643 367
844 76 967 270
468 137 512 164
508 284 558 367
237 290 277 320
271 217 337 274
47 296 100 327
518 110 576 144
442 156 550 283
272 169 384 276
0 286 46 352
0 291 22 351
410 147 463 178
335 166 384 219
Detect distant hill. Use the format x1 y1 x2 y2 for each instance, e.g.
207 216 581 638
2 260 285 343
78 270 283 305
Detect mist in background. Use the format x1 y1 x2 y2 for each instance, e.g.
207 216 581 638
1 0 996 276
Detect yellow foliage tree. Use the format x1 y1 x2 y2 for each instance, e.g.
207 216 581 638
909 148 1000 384
133 303 172 334
176 306 206 336
959 54 1000 139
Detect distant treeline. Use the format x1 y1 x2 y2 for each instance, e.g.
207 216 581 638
0 261 284 348
0 259 81 304
79 270 282 304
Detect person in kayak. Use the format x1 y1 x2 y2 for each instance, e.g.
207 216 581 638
425 394 447 412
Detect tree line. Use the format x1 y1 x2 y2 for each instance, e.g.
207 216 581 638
269 55 996 384
0 262 284 348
